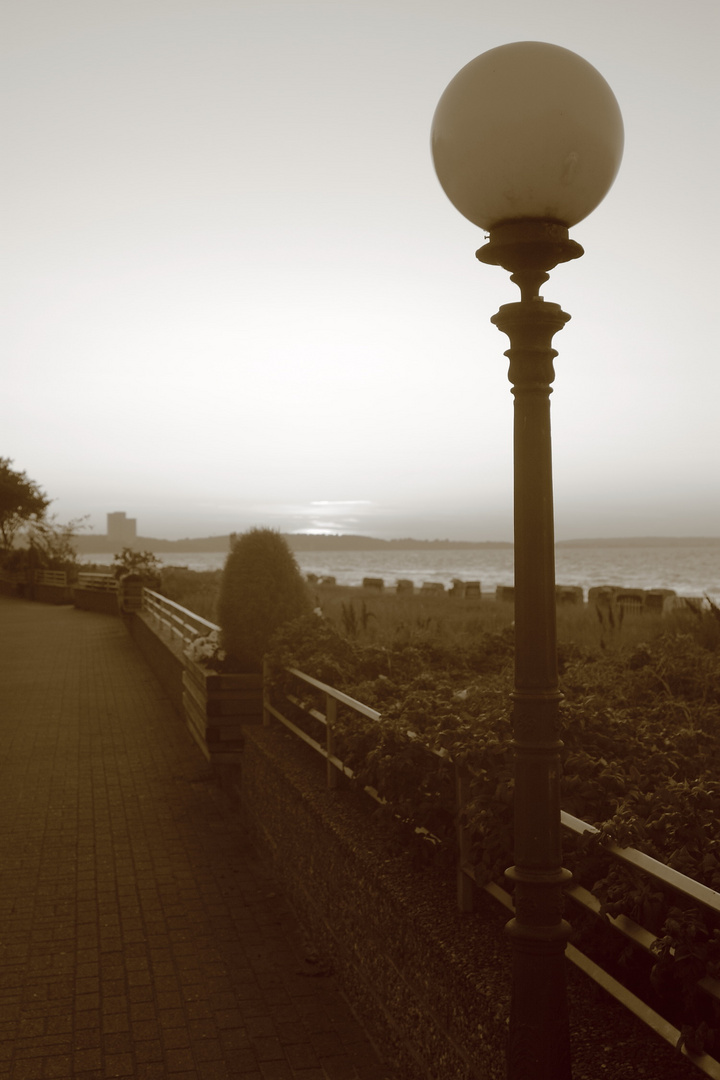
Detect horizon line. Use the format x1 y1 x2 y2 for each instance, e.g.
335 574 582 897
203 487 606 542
74 530 720 546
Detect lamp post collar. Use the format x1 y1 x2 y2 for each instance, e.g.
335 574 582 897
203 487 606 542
476 220 584 301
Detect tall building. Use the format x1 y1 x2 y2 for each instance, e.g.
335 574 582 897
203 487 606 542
107 512 137 546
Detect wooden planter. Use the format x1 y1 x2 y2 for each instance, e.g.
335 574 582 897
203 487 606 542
182 658 263 765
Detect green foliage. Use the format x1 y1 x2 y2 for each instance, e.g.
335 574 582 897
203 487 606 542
0 458 50 552
267 612 720 1051
651 907 720 1056
269 612 359 689
267 613 516 872
217 528 311 672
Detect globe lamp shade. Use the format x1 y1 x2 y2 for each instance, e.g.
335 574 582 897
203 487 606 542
431 41 624 231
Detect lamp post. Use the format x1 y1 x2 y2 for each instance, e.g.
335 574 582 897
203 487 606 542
431 42 623 1079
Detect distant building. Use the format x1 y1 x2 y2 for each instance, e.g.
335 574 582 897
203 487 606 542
107 512 137 546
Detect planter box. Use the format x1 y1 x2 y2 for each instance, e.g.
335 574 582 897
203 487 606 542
74 587 120 615
33 583 75 605
182 659 263 764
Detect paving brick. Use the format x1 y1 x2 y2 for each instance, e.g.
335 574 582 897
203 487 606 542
165 1045 195 1071
284 1042 321 1071
134 1039 163 1063
193 1039 224 1063
103 1031 133 1054
197 1060 231 1080
135 1064 167 1080
73 1049 103 1072
252 1036 284 1062
132 1019 161 1041
259 1061 294 1080
163 1027 192 1051
0 600 390 1080
244 1016 276 1040
103 1052 135 1077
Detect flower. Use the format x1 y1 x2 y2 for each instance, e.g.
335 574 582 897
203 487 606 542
185 630 227 668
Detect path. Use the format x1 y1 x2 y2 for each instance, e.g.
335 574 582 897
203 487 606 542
0 597 388 1079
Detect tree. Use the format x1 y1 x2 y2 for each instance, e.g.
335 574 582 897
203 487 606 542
28 514 90 573
0 458 49 551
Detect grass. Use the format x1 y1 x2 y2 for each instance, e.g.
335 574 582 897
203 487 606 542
159 567 679 653
158 566 222 623
313 584 668 651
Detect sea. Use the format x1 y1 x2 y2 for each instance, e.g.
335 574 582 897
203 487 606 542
80 545 720 603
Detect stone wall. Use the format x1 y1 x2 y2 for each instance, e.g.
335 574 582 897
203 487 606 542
240 724 509 1080
238 724 704 1080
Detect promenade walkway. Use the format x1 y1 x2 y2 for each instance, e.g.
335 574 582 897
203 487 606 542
0 597 389 1080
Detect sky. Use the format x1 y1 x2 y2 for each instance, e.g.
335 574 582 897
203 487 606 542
3 0 719 543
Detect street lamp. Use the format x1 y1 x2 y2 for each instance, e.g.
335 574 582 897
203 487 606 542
431 41 623 1079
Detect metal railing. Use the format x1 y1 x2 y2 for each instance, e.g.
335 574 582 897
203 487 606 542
265 664 720 1077
142 588 219 649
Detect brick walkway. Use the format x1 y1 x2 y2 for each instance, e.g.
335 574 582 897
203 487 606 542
0 598 389 1080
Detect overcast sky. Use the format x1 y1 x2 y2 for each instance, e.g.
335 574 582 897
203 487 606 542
3 0 719 542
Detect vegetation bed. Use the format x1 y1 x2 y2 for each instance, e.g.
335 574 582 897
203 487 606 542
265 600 720 1061
156 559 720 1060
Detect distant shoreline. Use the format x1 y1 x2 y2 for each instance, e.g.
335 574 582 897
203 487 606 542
71 532 720 555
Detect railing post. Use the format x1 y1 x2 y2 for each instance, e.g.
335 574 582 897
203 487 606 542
326 694 338 789
456 762 474 912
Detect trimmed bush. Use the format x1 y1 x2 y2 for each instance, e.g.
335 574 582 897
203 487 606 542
217 528 311 672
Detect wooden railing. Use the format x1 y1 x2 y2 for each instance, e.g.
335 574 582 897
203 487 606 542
265 664 720 1078
34 569 67 586
142 589 219 649
77 572 118 592
1 568 66 588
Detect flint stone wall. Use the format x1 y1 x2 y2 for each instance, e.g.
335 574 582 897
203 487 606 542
239 724 508 1080
238 724 705 1080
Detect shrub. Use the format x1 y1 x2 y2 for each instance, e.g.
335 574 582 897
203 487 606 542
217 528 311 672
